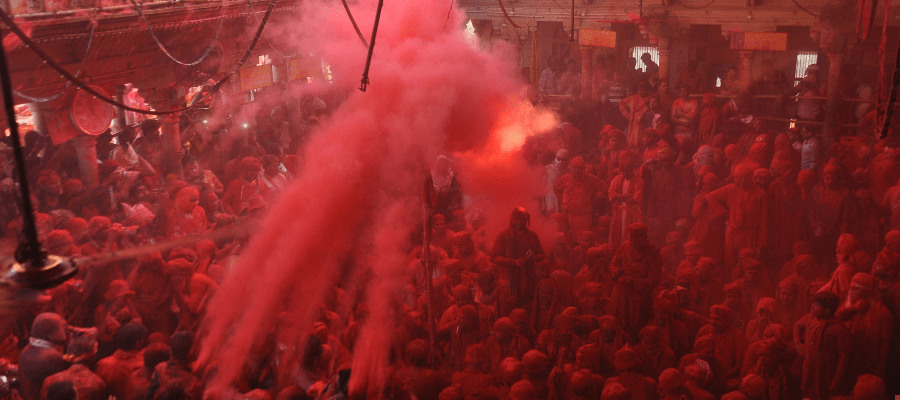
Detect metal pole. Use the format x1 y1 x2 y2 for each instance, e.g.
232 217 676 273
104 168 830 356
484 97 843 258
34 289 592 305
422 178 437 362
359 0 384 92
0 31 44 267
880 29 900 139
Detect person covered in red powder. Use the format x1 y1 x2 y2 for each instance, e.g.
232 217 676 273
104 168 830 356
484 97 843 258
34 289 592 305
222 157 267 216
608 223 662 339
491 207 545 309
165 186 207 238
608 150 644 248
705 164 768 270
554 156 607 241
794 291 851 400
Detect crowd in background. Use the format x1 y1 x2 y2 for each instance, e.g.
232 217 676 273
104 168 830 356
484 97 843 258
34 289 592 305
0 51 897 400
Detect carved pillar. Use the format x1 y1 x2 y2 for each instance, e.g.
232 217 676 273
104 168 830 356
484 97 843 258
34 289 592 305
72 135 98 188
111 85 127 133
824 52 843 142
159 113 183 179
658 38 672 90
28 103 48 135
581 45 593 99
738 50 754 93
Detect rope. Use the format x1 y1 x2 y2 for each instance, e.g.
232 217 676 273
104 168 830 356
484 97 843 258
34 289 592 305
788 0 819 18
341 0 369 48
244 0 297 57
0 0 276 115
128 0 227 66
671 0 716 9
13 20 95 103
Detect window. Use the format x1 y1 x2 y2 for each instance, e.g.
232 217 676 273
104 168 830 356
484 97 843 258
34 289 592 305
631 46 659 72
794 51 818 81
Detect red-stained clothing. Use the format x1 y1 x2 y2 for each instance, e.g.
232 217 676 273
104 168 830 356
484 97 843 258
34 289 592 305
695 325 748 379
705 183 768 267
767 176 803 267
554 173 608 236
634 343 676 381
40 364 108 400
166 207 208 238
95 350 144 400
840 299 893 378
671 98 700 135
604 372 660 400
620 95 651 148
222 179 268 215
797 314 852 399
608 174 645 249
483 334 531 377
608 241 662 338
690 192 726 264
696 106 720 146
491 228 545 306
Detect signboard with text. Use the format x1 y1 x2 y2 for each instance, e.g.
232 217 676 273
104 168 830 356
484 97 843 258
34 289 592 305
288 58 318 82
730 32 788 51
239 64 274 92
578 30 616 48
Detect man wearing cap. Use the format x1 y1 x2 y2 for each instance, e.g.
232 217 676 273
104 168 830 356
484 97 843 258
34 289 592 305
608 150 645 249
491 208 545 308
746 338 800 400
642 146 686 246
605 346 658 400
678 335 727 397
40 329 107 400
544 149 570 215
608 223 662 339
807 163 850 266
705 163 768 269
696 305 747 382
654 369 685 400
837 273 892 379
554 157 607 240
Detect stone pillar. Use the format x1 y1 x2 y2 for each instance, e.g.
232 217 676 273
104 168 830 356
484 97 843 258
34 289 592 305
824 52 843 142
28 103 48 135
159 113 183 178
72 135 98 189
581 45 593 99
739 50 754 93
111 85 127 133
658 38 672 90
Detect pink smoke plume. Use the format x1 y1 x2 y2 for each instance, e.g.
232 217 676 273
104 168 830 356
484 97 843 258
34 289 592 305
197 0 556 394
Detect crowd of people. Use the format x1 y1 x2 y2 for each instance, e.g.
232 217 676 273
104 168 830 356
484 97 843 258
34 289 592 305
0 51 898 400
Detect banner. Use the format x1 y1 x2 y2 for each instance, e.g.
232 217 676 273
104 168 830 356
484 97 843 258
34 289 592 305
578 30 616 48
730 32 788 51
239 64 274 92
288 58 318 82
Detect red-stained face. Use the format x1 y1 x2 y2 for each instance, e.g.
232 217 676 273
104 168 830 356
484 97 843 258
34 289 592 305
778 288 797 306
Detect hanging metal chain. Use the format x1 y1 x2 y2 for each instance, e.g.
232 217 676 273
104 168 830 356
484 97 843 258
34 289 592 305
129 0 227 66
13 21 96 102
